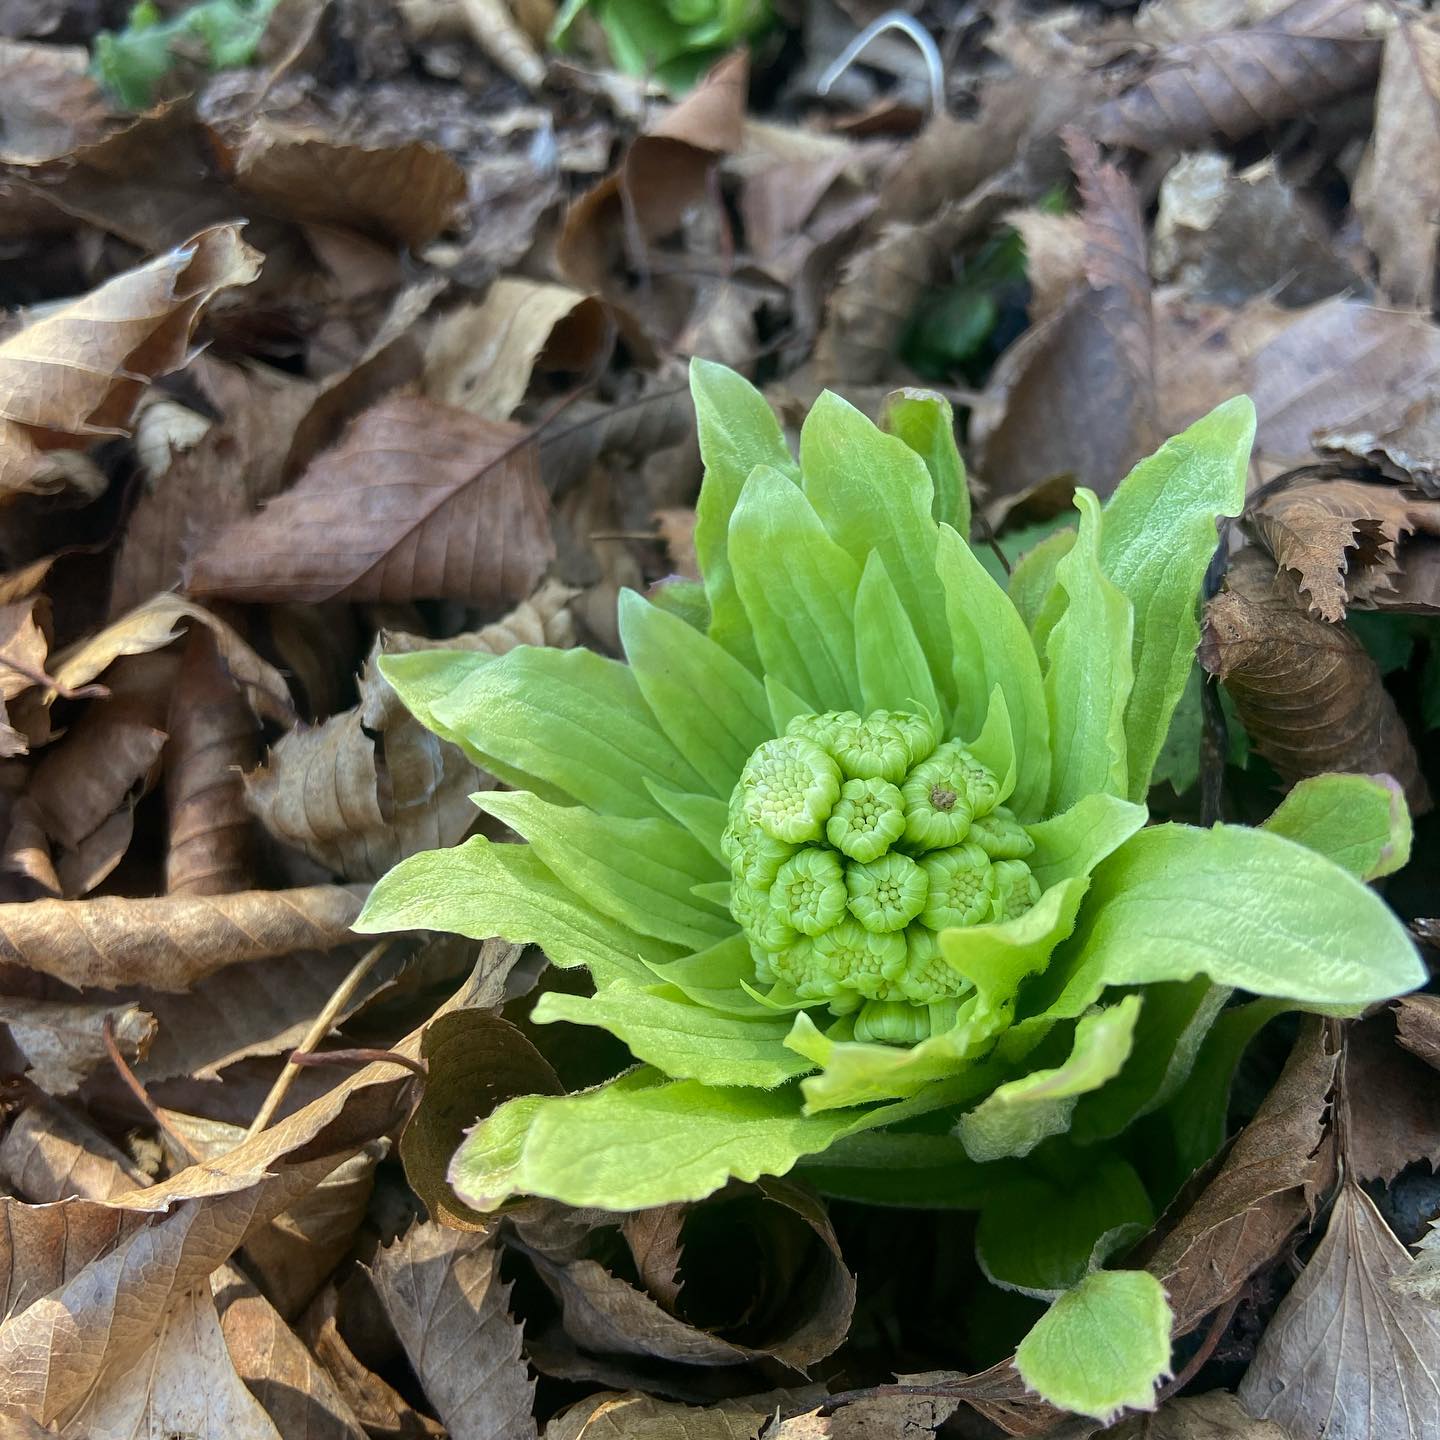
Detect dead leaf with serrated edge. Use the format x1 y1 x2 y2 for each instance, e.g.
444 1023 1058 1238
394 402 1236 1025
185 394 554 608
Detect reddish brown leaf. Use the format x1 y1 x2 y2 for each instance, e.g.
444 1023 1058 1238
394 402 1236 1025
165 626 260 897
1199 550 1430 812
185 394 554 608
1094 0 1380 153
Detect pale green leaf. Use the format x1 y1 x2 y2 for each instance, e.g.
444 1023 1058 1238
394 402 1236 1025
691 358 798 670
729 465 862 711
1025 792 1149 893
800 1130 1023 1208
532 988 813 1088
955 996 1142 1162
966 685 1016 808
976 1158 1154 1298
377 649 497 748
1099 396 1254 800
619 588 772 796
1045 822 1425 1016
645 782 729 863
799 390 953 707
1007 528 1075 631
476 791 732 951
1043 489 1134 814
645 932 776 1017
765 674 814 735
451 1069 878 1210
428 646 709 818
934 525 1050 819
1262 772 1412 881
354 837 677 987
854 552 941 718
880 387 969 535
1014 1270 1172 1421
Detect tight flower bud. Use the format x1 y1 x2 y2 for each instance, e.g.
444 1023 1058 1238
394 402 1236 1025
826 777 906 862
900 745 978 851
808 917 908 999
771 847 848 935
854 998 929 1045
919 842 997 930
900 925 971 1004
739 736 842 843
831 713 911 783
968 806 1034 860
787 710 859 753
992 859 1042 921
846 851 928 932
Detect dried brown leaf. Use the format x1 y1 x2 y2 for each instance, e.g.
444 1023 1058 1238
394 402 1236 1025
0 597 50 756
539 381 695 498
226 123 466 250
1148 1019 1337 1334
401 1000 556 1229
544 1391 770 1439
0 995 154 1093
1353 12 1440 310
424 279 610 423
622 1207 686 1311
372 1224 537 1440
243 650 482 882
186 394 554 608
972 134 1156 520
0 224 261 501
1342 1009 1440 1183
1199 550 1430 811
215 1265 369 1440
164 625 260 895
379 577 579 658
0 39 112 163
1237 1179 1440 1436
50 592 296 726
0 1091 147 1202
0 883 365 990
1247 477 1440 621
1094 0 1381 152
1107 1391 1287 1438
1396 994 1440 1069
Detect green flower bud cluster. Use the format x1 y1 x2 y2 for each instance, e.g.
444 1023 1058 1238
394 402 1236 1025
722 709 1041 1039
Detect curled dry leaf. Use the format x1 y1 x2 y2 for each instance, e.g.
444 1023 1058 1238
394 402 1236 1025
1107 1390 1288 1438
0 224 262 502
1353 11 1440 311
0 39 113 164
50 592 297 727
0 995 155 1094
1396 994 1440 1070
165 625 260 896
372 1224 538 1440
0 883 365 990
0 1091 148 1203
1094 0 1381 153
380 577 579 658
544 1390 772 1439
1246 476 1440 622
185 394 554 609
1237 1180 1440 1437
243 645 483 883
1146 1018 1337 1336
223 122 467 251
1199 550 1430 812
424 278 611 423
0 596 51 756
400 999 557 1229
1340 1009 1440 1184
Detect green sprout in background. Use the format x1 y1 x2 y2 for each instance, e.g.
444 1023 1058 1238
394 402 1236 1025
358 365 1421 1421
550 0 771 90
92 0 278 108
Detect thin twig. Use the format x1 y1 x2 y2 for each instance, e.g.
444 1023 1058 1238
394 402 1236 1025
288 1047 428 1082
818 11 946 116
244 939 392 1139
103 1013 201 1165
1156 1292 1242 1402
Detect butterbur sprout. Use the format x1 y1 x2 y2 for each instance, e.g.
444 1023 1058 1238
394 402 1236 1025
357 362 1423 1421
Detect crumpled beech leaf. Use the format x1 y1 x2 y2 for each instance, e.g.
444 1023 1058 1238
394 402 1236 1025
358 364 1421 1421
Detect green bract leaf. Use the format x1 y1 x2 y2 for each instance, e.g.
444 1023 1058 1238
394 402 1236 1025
1045 823 1425 1015
1262 772 1412 881
1043 490 1134 814
451 1069 884 1211
426 646 711 814
976 1157 1154 1298
354 836 675 986
646 933 776 1017
691 358 798 667
1008 528 1076 631
1099 396 1254 799
800 391 954 708
1014 1270 1172 1421
620 588 773 796
854 552 941 718
955 996 1142 1162
934 526 1051 819
476 791 732 951
880 387 969 537
532 989 813 1088
729 465 862 710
